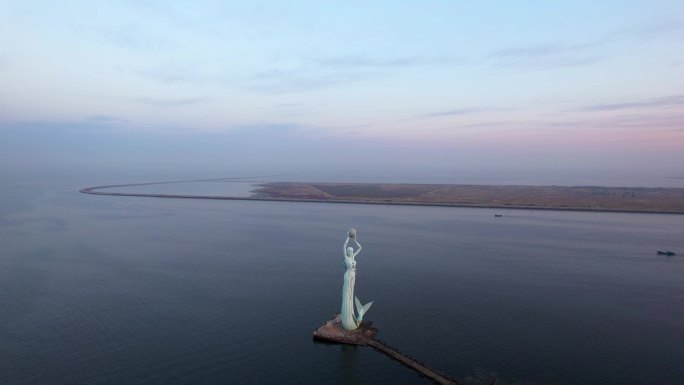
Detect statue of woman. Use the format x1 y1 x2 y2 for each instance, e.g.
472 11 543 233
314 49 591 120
341 228 373 330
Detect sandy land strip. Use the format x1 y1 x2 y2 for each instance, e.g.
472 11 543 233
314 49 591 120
80 181 684 214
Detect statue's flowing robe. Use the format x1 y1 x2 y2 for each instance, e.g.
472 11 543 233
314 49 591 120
341 255 357 330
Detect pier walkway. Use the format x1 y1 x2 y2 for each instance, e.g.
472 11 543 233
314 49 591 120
313 315 461 385
367 339 460 385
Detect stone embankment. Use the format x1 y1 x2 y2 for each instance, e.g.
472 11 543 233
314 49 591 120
313 315 461 385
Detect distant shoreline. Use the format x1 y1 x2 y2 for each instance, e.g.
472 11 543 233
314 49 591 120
80 181 684 215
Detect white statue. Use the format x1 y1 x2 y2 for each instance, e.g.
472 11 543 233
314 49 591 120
341 228 373 330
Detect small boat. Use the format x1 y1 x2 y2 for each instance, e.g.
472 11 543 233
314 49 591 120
494 214 503 218
657 250 676 256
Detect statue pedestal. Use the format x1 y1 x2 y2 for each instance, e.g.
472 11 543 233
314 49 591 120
312 314 377 345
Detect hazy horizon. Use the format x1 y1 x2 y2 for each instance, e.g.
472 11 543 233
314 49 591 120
1 1 683 187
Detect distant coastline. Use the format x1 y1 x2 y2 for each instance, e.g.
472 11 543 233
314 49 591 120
80 181 684 215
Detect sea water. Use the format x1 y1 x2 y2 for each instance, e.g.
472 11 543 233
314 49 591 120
1 181 683 385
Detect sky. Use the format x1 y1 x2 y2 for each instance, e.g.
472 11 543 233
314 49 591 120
1 1 683 185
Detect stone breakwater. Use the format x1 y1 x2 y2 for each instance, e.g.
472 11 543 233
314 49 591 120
313 315 461 385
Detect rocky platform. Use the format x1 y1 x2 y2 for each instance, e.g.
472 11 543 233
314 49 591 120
313 314 461 385
312 314 377 345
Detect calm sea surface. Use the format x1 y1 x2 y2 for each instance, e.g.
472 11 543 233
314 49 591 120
1 181 683 385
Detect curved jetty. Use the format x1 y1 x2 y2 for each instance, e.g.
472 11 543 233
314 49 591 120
81 180 684 215
313 314 461 385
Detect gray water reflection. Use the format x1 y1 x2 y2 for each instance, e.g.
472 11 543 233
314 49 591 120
0 184 683 385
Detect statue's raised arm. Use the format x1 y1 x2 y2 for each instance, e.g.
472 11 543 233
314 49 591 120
352 239 362 258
